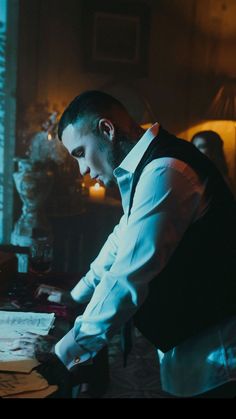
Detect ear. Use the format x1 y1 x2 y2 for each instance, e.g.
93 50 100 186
98 118 115 142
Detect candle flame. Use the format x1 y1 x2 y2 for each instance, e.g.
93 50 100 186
94 182 100 189
48 133 52 141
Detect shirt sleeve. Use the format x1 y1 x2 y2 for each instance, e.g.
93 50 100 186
56 160 205 369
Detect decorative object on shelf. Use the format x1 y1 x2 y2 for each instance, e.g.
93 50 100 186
12 104 84 271
11 158 53 247
16 102 84 216
11 158 54 272
89 182 106 201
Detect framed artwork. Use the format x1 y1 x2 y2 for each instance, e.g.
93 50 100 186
82 1 150 76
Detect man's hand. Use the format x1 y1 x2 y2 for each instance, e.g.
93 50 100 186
34 284 78 309
12 335 73 396
34 284 65 304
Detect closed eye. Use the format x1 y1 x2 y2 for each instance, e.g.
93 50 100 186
71 147 84 158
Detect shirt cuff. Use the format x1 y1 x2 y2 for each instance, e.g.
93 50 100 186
70 277 94 304
54 329 91 369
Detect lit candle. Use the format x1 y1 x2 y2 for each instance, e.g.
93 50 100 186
89 182 106 201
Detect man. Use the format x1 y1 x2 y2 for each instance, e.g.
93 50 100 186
35 90 236 398
191 130 233 192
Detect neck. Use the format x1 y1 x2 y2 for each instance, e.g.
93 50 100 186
112 124 145 168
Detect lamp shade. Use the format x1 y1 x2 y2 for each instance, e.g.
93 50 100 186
206 79 236 121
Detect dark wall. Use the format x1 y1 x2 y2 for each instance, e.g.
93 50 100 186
14 0 236 268
16 0 236 144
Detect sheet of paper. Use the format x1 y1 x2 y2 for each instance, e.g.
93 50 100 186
0 311 55 372
0 336 36 357
0 311 55 337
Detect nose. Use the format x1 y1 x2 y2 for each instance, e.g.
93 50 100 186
79 160 90 177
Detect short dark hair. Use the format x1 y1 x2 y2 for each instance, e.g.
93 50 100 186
58 90 126 141
191 130 223 150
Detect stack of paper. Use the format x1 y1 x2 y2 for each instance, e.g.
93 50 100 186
0 310 55 337
0 311 55 370
0 311 57 398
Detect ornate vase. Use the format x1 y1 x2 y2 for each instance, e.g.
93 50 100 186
11 158 54 249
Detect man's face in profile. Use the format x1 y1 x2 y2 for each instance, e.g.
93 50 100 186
62 122 117 187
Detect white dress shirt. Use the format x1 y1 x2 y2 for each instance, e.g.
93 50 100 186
55 123 236 396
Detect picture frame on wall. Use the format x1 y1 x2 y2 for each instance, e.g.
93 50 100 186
82 1 150 76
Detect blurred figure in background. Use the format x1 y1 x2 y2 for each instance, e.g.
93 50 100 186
191 130 232 190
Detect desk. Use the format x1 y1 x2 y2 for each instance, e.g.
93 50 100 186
0 272 109 398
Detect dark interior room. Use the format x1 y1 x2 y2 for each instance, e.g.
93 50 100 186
0 0 236 398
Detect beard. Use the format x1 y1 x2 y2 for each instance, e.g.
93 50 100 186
97 129 136 187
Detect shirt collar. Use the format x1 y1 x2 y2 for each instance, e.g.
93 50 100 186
114 123 160 177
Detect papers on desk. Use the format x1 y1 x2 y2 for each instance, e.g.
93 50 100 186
0 310 55 337
0 360 40 373
0 311 55 373
0 311 57 397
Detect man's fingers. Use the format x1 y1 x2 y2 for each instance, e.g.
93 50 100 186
34 285 63 302
47 291 62 303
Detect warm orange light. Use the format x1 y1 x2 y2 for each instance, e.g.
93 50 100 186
89 182 106 201
178 119 236 195
140 123 153 130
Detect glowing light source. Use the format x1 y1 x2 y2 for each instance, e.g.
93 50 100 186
140 123 153 130
89 182 106 201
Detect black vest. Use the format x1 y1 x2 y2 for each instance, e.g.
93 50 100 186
131 127 236 352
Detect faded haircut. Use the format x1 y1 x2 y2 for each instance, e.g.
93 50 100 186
58 90 127 141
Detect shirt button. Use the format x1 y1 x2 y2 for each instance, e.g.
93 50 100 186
74 357 80 364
